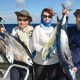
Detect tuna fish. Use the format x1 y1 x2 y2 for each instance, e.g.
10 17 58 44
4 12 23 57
56 15 76 80
3 31 33 66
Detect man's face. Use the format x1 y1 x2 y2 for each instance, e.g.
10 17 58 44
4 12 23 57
76 15 80 29
17 16 29 29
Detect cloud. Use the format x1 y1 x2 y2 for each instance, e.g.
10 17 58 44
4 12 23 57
0 12 41 24
16 0 26 3
64 0 73 8
0 13 17 24
31 14 40 23
16 0 26 8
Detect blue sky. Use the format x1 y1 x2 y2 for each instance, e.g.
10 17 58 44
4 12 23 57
0 0 80 24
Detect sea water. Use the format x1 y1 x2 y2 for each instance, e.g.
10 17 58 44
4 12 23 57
4 23 76 33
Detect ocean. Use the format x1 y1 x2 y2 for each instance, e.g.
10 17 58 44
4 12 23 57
4 23 76 33
4 23 39 33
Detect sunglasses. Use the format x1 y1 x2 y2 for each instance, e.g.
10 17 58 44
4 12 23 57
43 15 52 18
18 18 28 21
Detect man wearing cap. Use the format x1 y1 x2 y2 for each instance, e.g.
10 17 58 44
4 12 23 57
67 9 80 78
10 10 34 80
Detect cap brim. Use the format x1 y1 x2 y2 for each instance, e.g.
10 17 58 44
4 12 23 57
15 11 32 22
15 11 24 16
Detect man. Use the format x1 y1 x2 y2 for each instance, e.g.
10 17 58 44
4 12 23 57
0 10 34 80
67 9 80 79
10 10 34 80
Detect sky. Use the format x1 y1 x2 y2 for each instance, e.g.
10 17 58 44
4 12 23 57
0 0 80 24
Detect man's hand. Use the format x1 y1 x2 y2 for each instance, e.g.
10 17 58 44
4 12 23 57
0 27 5 33
72 67 78 73
62 67 77 75
15 55 24 61
62 9 70 16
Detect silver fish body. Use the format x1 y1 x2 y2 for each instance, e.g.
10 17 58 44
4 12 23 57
41 25 58 61
4 32 33 66
57 15 76 80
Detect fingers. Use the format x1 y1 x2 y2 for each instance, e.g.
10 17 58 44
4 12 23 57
62 9 70 16
72 67 78 73
62 68 67 74
0 27 5 33
15 55 23 61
